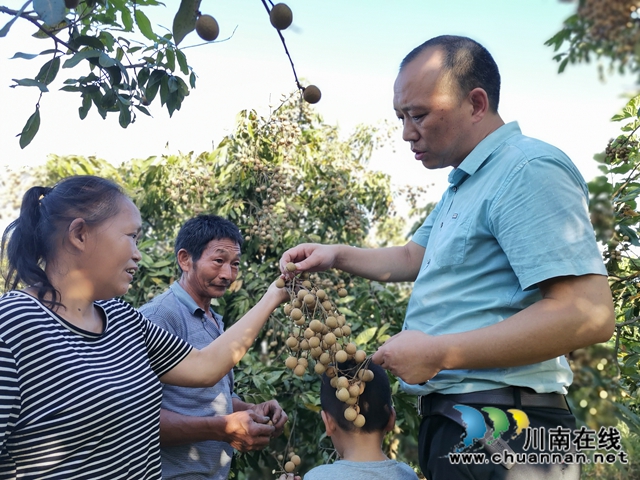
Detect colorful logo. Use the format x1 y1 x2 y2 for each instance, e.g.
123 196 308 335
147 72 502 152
452 405 530 451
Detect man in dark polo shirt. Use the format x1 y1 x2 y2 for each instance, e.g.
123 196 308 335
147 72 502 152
141 214 288 479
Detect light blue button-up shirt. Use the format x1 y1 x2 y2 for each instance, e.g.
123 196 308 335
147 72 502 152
402 122 607 396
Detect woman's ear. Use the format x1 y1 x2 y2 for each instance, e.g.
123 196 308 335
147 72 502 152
67 218 88 252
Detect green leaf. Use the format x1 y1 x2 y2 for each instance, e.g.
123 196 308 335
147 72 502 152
121 7 134 31
175 49 189 75
165 48 175 72
74 35 104 50
134 104 151 116
79 94 91 119
62 49 100 69
135 9 156 41
33 0 66 27
10 52 40 60
119 102 131 128
137 67 150 87
354 326 377 346
0 0 32 38
98 52 117 68
172 0 201 46
19 108 41 149
35 56 60 85
11 78 49 92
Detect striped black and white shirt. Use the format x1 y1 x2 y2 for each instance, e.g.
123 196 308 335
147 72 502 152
0 291 193 479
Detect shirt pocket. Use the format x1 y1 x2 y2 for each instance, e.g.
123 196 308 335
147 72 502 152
430 215 472 267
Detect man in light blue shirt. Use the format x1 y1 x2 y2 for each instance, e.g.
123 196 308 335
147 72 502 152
279 35 614 480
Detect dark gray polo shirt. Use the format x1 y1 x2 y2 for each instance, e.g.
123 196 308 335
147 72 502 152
140 282 236 480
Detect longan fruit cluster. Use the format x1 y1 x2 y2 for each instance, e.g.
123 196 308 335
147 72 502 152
278 266 375 427
579 0 638 41
275 451 301 475
327 358 375 428
604 136 638 165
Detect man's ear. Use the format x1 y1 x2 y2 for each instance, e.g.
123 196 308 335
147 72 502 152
468 87 490 122
383 407 397 433
67 218 88 252
177 248 193 273
321 410 337 437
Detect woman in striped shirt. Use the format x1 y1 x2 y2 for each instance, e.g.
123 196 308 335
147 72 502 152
0 175 288 479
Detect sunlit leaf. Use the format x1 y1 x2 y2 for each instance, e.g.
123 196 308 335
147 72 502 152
134 9 156 41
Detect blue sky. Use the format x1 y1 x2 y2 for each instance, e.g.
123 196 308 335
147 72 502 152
0 0 636 205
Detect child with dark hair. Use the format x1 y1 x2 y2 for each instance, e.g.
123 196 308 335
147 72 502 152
303 360 418 479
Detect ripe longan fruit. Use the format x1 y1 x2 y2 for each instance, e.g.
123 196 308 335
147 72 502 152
337 288 348 298
285 356 298 370
303 85 322 104
345 343 357 355
275 278 285 288
284 461 296 473
336 376 350 389
293 364 306 376
354 414 366 428
324 332 337 345
290 308 303 320
348 384 360 397
291 454 301 466
286 262 296 272
335 350 348 363
325 316 338 328
354 350 367 363
196 14 220 42
344 407 358 421
336 387 350 402
314 363 326 374
285 337 299 349
309 319 323 333
270 3 293 30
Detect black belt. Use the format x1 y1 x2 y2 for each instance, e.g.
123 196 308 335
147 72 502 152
417 386 569 416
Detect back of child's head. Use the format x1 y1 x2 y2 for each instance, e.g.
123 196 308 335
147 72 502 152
320 359 392 433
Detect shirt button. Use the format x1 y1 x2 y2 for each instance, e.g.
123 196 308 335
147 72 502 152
452 186 458 192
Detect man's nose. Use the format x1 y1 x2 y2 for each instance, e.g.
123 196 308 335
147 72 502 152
402 120 419 142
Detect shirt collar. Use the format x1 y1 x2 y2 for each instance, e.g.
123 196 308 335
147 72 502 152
170 281 208 317
448 121 521 187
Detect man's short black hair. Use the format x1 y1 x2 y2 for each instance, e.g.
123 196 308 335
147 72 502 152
174 214 243 272
320 360 392 433
400 35 501 113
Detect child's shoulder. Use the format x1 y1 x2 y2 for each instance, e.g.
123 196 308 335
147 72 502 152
304 459 419 479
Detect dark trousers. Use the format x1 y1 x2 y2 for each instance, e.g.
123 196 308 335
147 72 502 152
418 405 581 480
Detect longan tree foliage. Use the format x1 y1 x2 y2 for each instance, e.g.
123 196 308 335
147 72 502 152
548 2 640 476
0 0 318 149
1 98 422 477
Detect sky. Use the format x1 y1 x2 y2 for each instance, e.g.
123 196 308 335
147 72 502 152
0 0 637 211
